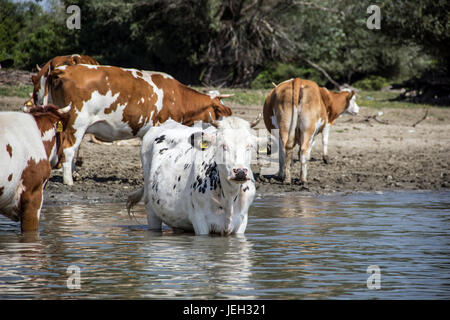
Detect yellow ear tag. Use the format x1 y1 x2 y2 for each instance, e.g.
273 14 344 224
26 101 33 106
200 141 209 149
57 121 63 132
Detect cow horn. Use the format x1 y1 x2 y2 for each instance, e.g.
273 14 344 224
208 113 219 128
271 82 277 87
250 113 262 128
217 94 234 99
36 64 41 72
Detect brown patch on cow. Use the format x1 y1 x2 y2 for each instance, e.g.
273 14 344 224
8 174 12 181
321 89 353 124
32 55 99 104
6 144 12 157
47 64 234 168
19 158 51 232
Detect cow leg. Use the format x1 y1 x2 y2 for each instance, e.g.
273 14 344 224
278 136 286 180
299 127 316 183
145 203 162 230
278 122 296 185
62 127 88 185
20 182 44 232
322 123 330 164
190 212 210 235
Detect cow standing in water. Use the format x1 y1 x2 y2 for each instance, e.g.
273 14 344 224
127 116 262 235
0 106 69 232
263 78 359 184
46 64 233 185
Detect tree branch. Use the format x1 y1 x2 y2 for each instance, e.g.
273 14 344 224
303 58 341 90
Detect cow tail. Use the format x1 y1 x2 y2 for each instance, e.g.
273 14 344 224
126 187 144 223
293 78 303 117
288 78 302 146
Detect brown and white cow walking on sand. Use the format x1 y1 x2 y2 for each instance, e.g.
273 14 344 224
46 64 233 185
25 54 100 109
0 106 69 232
263 78 359 184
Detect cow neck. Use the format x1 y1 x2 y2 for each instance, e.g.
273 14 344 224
181 87 213 117
326 93 348 124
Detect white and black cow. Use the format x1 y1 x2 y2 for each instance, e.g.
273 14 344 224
127 116 262 235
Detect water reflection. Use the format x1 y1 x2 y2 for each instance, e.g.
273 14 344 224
0 191 449 299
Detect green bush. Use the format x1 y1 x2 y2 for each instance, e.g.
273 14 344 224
353 76 389 91
251 63 325 89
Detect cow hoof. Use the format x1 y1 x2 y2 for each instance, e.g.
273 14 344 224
323 156 330 164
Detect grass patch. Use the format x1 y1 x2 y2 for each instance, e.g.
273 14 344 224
0 84 33 98
224 88 267 106
357 90 434 109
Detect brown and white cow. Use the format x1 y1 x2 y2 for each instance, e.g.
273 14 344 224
24 54 99 109
0 106 69 232
263 78 359 184
46 64 233 185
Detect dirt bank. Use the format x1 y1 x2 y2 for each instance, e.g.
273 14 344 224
43 104 450 204
1 86 449 205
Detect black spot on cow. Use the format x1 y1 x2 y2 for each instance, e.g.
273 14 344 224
234 195 238 202
155 135 165 144
178 176 181 181
184 163 190 170
243 186 249 192
173 184 176 189
159 148 168 154
8 174 13 181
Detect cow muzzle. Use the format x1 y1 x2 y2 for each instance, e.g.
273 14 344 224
230 168 249 183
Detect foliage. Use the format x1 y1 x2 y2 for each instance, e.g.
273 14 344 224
251 63 324 89
0 0 447 93
353 76 388 91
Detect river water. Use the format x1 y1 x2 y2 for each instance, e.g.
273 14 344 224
0 190 449 299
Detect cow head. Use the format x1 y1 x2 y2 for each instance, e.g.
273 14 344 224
211 97 233 120
28 105 70 168
198 115 262 184
341 88 359 115
320 87 359 124
28 68 48 105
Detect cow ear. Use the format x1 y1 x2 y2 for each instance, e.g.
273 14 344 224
189 132 215 151
214 105 232 117
346 90 355 101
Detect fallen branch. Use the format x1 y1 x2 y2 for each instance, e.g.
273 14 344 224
411 109 429 127
353 113 389 125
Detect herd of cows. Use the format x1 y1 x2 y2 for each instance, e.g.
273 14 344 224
0 54 359 234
